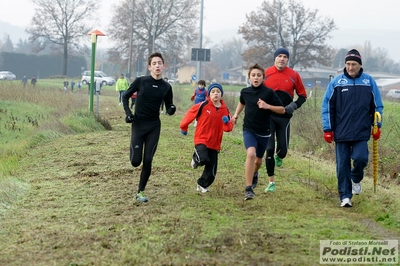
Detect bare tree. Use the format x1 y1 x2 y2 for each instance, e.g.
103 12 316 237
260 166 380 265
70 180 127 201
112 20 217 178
26 0 97 76
239 0 337 69
107 0 200 77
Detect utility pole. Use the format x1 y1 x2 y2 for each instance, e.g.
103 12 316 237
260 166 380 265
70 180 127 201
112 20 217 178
196 0 204 81
127 0 134 80
152 0 158 53
276 1 281 49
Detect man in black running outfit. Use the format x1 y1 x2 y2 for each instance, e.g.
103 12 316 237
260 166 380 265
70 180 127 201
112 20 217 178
122 52 176 203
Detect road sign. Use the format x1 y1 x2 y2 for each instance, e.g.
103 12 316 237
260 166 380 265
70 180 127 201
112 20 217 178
191 48 211 61
191 74 196 81
307 82 312 88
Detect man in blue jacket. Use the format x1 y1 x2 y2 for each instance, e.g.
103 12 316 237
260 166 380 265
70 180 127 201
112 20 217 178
321 49 384 208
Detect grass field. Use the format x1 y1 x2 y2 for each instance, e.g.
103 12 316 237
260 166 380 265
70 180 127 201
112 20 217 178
0 80 399 265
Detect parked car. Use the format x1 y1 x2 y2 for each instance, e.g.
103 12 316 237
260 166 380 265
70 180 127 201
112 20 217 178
0 71 16 80
81 71 115 86
167 79 179 84
386 89 400 99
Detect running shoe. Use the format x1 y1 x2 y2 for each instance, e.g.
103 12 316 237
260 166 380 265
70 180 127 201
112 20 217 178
244 187 255 200
135 191 148 203
191 159 198 169
340 198 352 207
274 154 283 167
352 181 362 195
252 172 259 189
197 184 210 193
264 182 276 193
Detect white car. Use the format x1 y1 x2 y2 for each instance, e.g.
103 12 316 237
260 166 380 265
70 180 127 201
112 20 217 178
386 89 400 99
81 70 115 86
0 71 16 80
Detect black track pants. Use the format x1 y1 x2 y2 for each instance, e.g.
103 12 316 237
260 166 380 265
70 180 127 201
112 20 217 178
266 115 290 176
193 144 218 188
129 119 161 192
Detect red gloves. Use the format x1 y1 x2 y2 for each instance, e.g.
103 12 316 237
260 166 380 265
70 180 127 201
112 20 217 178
323 132 334 143
372 128 381 140
323 129 381 142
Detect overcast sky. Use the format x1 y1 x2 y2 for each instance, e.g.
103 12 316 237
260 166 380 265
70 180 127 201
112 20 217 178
2 0 400 61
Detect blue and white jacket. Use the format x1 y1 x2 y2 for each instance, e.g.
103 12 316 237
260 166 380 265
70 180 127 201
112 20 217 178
321 68 384 142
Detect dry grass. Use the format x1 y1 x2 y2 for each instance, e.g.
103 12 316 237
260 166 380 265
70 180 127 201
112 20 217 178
0 82 399 265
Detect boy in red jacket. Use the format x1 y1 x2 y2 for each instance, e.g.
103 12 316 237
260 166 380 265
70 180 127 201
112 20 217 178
180 83 234 193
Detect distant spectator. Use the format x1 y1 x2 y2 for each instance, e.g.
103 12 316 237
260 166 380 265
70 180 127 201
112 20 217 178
70 80 76 92
31 76 37 87
116 74 129 105
63 79 69 93
22 75 28 88
191 80 207 104
77 81 82 93
190 80 207 126
130 91 137 109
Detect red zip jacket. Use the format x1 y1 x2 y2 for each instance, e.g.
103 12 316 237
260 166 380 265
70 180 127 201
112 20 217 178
180 99 233 151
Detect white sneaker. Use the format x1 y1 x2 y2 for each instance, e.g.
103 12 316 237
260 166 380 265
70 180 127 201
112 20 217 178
340 198 352 207
352 181 362 195
197 185 210 193
191 159 198 169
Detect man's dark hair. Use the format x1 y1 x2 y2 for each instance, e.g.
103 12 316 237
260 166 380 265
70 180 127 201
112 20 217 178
198 80 206 86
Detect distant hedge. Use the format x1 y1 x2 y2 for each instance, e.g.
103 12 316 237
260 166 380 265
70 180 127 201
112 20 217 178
0 52 86 79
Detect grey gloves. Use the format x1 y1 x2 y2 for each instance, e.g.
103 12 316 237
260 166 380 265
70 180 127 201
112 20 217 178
285 102 298 115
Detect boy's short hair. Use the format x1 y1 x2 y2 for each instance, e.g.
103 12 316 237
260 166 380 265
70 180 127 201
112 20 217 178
198 80 206 86
148 52 164 65
248 63 265 79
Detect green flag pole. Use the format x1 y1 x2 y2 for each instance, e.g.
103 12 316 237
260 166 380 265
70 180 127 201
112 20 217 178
87 29 106 113
89 33 96 113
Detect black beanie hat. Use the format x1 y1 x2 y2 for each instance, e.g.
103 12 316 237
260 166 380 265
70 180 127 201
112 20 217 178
274 48 290 59
345 49 362 65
